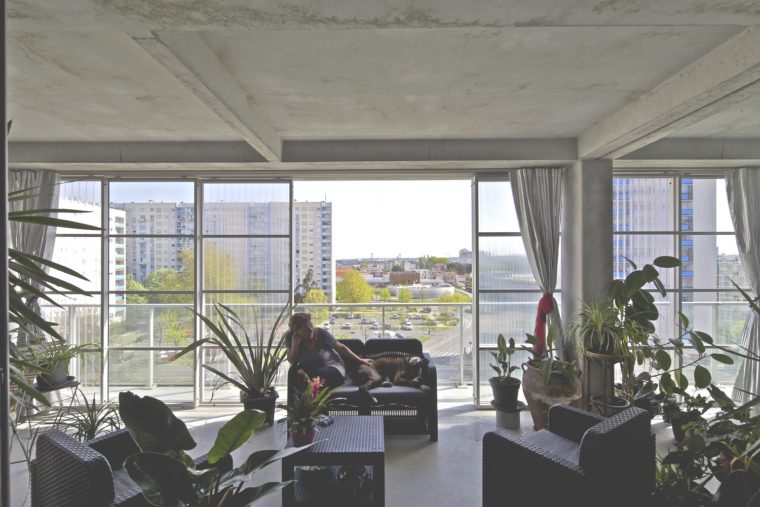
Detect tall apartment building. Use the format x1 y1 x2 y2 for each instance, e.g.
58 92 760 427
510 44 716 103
113 200 334 298
293 201 334 300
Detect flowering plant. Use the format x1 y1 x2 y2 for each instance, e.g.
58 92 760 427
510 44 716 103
279 371 336 434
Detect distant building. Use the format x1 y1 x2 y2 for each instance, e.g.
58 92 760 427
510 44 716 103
389 271 420 285
458 249 472 263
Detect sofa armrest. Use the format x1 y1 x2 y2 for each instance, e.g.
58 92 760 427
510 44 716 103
424 353 437 392
483 429 586 507
87 428 140 471
547 404 605 443
33 430 115 506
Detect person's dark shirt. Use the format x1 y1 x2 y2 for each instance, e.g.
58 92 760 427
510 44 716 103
285 327 345 376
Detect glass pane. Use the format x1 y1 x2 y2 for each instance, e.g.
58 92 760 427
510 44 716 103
681 296 748 346
109 303 195 347
650 291 676 341
613 177 674 232
685 179 734 233
203 238 289 291
478 292 544 347
110 182 195 235
51 236 102 292
681 235 747 289
478 349 531 407
679 351 740 394
57 180 102 233
108 349 194 403
115 237 194 287
477 180 520 233
203 183 290 235
203 294 290 336
478 236 536 289
613 234 676 287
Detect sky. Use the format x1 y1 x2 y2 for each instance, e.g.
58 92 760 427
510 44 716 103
295 180 472 259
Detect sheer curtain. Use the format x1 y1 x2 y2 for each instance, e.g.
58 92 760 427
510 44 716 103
9 169 60 343
726 168 760 406
510 168 569 361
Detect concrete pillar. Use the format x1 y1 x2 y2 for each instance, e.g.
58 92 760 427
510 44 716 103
561 159 613 407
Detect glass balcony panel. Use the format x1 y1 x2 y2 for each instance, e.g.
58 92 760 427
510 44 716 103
681 299 749 347
203 182 290 235
478 293 545 347
108 349 194 403
109 302 195 348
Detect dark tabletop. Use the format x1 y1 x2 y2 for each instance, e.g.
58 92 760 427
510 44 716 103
286 415 384 455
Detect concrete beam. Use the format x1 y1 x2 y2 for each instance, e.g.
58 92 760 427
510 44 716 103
579 26 760 159
617 137 760 168
283 138 577 163
9 141 266 164
135 32 282 162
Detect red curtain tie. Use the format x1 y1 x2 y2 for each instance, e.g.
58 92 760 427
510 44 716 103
533 293 554 356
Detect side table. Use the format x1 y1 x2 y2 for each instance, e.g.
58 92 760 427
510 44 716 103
282 415 385 507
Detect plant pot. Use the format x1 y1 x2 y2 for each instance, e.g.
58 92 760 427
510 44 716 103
37 361 69 389
670 411 701 443
591 394 631 416
241 388 278 426
521 364 582 431
291 427 317 447
489 377 521 412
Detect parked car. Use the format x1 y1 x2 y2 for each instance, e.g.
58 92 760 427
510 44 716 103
372 330 397 339
361 317 372 325
395 332 406 339
391 313 399 319
370 322 380 330
341 322 352 330
402 323 413 331
322 321 331 330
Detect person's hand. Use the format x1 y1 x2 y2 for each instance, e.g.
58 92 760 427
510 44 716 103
359 358 373 368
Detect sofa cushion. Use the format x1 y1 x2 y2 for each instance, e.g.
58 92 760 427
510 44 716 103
523 429 581 465
368 385 431 402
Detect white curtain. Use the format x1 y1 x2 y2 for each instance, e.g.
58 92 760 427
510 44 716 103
510 168 568 361
726 168 760 406
9 169 60 343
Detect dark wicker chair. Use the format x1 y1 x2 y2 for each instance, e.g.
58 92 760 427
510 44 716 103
31 429 231 507
482 405 654 507
287 338 438 441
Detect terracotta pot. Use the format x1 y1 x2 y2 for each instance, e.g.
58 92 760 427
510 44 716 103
521 363 582 430
240 388 278 426
291 427 317 447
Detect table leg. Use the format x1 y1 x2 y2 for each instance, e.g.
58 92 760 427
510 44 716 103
282 460 296 507
373 457 385 507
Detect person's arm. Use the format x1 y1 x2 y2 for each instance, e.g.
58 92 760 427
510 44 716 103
286 333 300 365
333 341 372 367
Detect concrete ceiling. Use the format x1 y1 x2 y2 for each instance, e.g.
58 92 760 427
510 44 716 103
7 0 760 170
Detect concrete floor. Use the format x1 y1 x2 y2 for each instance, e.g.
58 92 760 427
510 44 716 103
9 386 677 507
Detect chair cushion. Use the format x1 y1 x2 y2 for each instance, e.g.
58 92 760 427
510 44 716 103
523 429 581 465
368 385 431 402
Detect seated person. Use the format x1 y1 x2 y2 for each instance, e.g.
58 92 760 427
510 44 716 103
285 312 370 388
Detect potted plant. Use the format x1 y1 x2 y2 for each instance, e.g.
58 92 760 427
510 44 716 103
278 371 337 446
572 300 631 414
174 302 291 425
32 341 99 388
118 391 313 506
52 391 120 442
521 330 582 430
488 334 522 412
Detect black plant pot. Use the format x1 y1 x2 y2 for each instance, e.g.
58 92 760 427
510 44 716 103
670 411 701 443
241 388 278 426
489 377 521 412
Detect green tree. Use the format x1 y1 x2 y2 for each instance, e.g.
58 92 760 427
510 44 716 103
336 270 374 303
398 288 411 303
303 288 329 323
391 264 404 272
378 288 392 302
437 293 472 303
126 274 148 304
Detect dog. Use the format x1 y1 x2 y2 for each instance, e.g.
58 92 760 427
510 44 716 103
350 354 430 403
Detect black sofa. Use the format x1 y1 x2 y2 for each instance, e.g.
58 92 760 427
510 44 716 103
31 429 231 507
482 405 654 507
287 338 438 441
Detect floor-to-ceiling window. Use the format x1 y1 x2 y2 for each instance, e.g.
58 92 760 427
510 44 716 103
613 175 748 391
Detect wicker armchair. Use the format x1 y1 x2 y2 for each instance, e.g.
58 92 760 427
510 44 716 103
31 429 231 507
287 338 438 441
483 405 654 507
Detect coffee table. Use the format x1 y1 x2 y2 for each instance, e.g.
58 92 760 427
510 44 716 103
282 415 385 507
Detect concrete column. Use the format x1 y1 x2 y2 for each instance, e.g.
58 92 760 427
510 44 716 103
561 159 613 407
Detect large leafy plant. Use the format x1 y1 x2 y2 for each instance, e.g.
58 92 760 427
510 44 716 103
653 283 760 507
173 302 290 399
526 327 580 385
119 391 312 507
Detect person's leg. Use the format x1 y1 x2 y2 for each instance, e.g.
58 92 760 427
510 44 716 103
313 366 345 389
